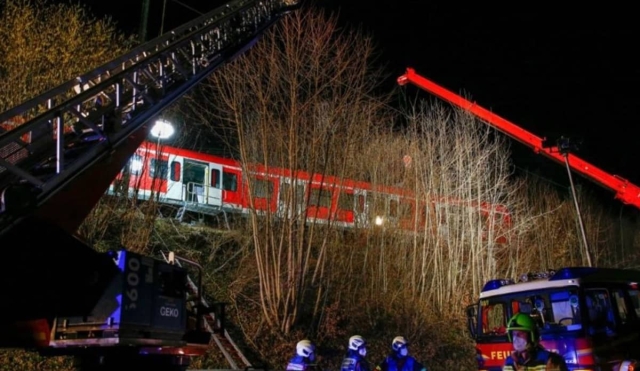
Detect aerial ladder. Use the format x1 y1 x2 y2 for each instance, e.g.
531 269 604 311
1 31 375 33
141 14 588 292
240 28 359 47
397 68 640 211
0 0 299 369
161 251 252 370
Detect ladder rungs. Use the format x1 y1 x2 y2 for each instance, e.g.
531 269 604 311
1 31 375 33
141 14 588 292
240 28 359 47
161 250 251 368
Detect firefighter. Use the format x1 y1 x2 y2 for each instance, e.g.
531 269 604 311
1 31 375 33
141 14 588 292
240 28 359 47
375 336 427 371
286 339 316 371
341 335 371 371
503 312 568 371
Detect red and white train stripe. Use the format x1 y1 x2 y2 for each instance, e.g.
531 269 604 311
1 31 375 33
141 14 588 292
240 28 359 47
109 141 511 243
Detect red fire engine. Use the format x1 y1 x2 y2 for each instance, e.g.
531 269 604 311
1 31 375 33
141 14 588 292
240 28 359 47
468 268 640 370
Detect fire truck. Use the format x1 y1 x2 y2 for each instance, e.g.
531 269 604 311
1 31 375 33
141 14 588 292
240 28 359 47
396 69 640 370
0 0 299 369
467 268 640 370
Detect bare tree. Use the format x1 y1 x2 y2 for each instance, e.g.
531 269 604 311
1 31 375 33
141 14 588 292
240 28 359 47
509 178 625 271
0 0 171 255
351 101 520 316
0 0 134 115
185 4 389 334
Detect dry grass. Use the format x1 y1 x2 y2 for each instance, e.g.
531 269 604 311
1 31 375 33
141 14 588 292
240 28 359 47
3 2 640 371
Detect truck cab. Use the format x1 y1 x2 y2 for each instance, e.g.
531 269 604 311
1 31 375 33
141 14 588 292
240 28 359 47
467 267 640 370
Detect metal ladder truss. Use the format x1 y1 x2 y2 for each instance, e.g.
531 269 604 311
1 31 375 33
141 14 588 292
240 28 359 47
161 251 252 370
0 0 300 231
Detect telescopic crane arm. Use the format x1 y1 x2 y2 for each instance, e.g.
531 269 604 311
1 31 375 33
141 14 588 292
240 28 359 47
397 67 640 210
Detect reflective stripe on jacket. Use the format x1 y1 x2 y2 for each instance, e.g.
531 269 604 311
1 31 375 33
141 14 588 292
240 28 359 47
502 347 568 371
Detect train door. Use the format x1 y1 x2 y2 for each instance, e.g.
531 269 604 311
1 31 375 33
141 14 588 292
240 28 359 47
207 163 223 207
165 156 183 201
387 195 400 227
182 159 222 207
278 178 306 220
353 189 368 228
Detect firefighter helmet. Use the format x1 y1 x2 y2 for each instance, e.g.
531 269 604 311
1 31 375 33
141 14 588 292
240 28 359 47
296 339 315 357
392 336 408 351
507 312 538 343
349 335 366 351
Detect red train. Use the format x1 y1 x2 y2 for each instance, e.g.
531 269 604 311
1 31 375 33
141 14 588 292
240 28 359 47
109 141 512 243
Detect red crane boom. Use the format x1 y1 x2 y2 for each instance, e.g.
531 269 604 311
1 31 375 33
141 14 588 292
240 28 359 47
397 67 640 210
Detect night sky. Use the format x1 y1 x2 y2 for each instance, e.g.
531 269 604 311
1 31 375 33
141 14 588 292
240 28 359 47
74 0 640 212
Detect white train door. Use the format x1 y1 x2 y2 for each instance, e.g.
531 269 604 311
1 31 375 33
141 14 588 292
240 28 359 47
182 159 222 207
278 178 306 220
165 155 183 201
207 163 223 207
354 189 368 228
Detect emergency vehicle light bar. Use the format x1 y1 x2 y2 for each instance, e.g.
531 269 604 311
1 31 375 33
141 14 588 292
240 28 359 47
518 270 557 283
481 279 515 292
482 267 604 293
548 267 597 281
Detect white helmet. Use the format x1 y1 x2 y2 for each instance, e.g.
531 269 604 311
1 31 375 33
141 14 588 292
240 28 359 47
392 336 408 351
296 339 315 357
349 335 366 351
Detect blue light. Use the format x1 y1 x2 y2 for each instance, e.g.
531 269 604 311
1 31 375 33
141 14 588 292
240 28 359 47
482 279 514 292
116 249 127 272
548 267 597 281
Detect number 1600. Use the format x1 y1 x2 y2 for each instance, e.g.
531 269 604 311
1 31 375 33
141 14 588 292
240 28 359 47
125 257 140 310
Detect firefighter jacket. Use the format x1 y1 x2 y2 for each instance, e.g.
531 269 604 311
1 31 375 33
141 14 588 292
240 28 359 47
341 349 371 371
502 345 568 371
286 355 314 371
375 353 427 371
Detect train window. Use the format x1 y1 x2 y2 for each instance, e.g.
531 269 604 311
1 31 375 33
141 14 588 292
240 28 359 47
420 204 432 224
129 154 144 175
309 187 332 208
480 212 490 230
356 194 365 213
437 206 447 225
170 161 181 181
252 178 273 198
223 171 237 191
389 199 398 217
399 200 412 218
150 159 168 179
211 169 221 188
295 184 305 203
338 191 354 210
280 182 305 211
372 195 386 216
281 182 291 205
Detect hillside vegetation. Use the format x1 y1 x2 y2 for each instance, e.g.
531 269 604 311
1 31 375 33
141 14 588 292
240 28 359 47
2 1 640 371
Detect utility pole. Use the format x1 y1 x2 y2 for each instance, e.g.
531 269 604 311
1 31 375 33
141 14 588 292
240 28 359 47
139 0 150 42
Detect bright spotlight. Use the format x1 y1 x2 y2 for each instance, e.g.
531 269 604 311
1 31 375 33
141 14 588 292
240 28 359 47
375 216 384 226
150 119 175 139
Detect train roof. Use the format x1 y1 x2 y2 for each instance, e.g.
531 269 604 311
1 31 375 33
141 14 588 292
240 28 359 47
135 141 512 213
138 141 242 168
479 267 640 299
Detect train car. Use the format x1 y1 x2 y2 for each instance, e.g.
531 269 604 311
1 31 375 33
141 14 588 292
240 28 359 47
108 141 512 243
